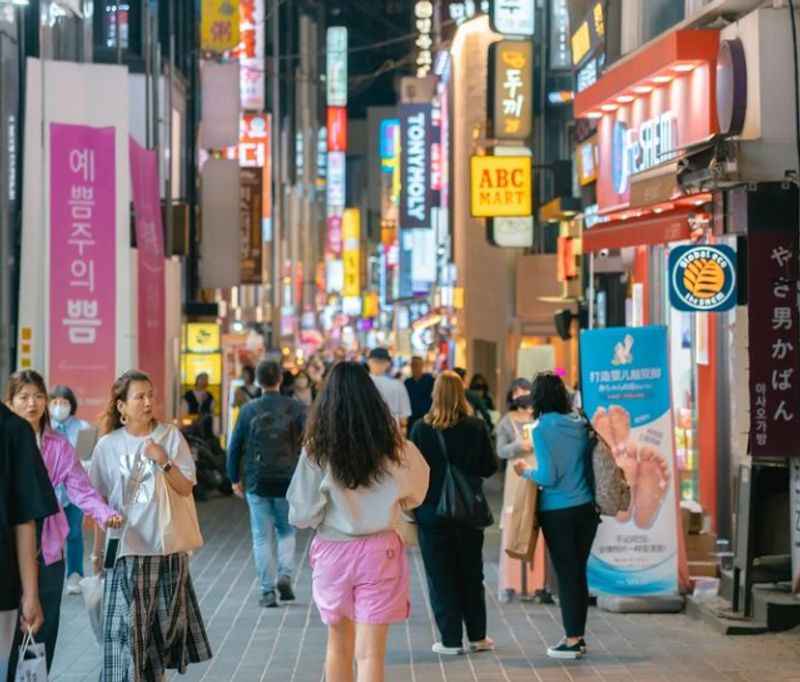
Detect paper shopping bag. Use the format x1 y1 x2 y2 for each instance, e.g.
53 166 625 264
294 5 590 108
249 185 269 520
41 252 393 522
504 464 540 562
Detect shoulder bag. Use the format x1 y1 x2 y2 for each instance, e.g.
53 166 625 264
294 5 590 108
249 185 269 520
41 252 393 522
434 428 494 529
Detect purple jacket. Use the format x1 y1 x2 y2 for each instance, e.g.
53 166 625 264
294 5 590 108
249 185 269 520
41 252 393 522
39 429 115 566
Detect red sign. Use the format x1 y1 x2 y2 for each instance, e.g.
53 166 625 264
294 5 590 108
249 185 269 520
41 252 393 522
596 63 716 213
327 107 347 152
749 218 800 458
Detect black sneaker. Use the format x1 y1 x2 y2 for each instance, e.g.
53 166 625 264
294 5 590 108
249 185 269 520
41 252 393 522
546 640 583 659
579 638 587 654
259 591 278 608
276 576 295 602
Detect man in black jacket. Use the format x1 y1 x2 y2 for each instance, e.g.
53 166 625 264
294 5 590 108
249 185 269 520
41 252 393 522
227 361 307 608
0 403 58 679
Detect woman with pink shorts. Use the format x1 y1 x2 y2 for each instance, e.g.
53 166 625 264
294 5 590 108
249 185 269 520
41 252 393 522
288 361 430 682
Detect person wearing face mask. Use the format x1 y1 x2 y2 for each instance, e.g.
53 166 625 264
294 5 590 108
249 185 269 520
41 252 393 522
48 385 92 596
291 370 315 407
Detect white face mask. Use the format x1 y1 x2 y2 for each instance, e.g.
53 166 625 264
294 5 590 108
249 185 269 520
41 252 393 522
50 403 71 423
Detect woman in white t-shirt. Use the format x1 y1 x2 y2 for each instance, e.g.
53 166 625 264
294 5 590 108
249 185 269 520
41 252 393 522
90 370 212 682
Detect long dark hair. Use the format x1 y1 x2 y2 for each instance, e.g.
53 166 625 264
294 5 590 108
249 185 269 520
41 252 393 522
304 362 402 489
6 370 50 435
530 371 572 419
100 370 153 435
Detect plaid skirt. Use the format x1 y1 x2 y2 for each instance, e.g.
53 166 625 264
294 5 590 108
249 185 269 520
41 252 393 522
102 554 212 682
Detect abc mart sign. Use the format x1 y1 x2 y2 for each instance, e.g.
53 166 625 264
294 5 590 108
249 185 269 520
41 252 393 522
470 155 532 218
668 244 737 313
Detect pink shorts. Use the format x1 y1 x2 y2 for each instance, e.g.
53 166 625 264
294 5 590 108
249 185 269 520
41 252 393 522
309 531 410 625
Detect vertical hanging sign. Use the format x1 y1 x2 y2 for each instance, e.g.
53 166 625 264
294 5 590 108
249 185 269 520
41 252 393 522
400 103 432 230
490 40 533 140
50 124 117 418
201 0 241 53
234 0 265 111
326 27 348 107
414 1 434 77
342 208 361 297
490 0 535 36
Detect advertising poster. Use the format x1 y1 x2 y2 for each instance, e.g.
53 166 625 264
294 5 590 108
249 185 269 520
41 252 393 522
50 123 117 418
129 138 166 409
580 326 680 595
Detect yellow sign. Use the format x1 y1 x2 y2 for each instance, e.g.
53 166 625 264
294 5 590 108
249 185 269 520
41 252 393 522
184 323 221 353
181 353 223 385
342 208 361 297
470 155 532 218
362 292 379 318
201 0 240 52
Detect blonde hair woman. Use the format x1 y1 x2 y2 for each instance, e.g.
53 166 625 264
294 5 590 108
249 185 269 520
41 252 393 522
409 371 497 656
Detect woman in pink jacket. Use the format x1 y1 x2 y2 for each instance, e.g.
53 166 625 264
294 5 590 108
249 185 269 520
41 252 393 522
5 370 121 675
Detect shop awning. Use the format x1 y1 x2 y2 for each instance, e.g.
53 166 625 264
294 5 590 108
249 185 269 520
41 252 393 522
574 29 719 119
582 208 693 253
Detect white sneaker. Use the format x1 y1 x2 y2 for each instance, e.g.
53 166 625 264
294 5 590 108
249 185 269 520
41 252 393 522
432 642 463 656
66 573 82 595
468 637 496 653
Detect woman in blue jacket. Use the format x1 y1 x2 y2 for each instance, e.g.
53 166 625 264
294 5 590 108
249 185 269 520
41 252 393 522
514 372 597 660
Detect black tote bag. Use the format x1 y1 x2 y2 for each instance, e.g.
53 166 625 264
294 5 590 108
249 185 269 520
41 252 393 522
434 428 494 529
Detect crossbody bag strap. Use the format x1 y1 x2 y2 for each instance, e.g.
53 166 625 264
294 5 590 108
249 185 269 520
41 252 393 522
434 427 448 463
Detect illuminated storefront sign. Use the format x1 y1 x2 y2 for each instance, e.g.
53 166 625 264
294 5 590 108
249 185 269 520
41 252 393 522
233 0 264 111
342 208 361 297
327 150 346 211
549 0 571 69
489 146 533 247
611 112 677 195
414 1 434 78
400 103 432 230
327 106 347 152
446 0 488 24
669 244 737 313
490 40 533 140
576 134 598 186
317 126 327 183
571 1 604 68
470 154 532 218
201 0 240 52
490 0 534 36
326 27 348 107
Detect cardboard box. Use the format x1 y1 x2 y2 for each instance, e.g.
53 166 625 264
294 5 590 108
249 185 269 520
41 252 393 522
686 532 717 562
681 508 704 535
688 561 720 578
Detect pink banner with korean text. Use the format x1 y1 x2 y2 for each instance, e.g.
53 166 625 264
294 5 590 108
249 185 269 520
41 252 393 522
49 123 116 419
130 138 166 413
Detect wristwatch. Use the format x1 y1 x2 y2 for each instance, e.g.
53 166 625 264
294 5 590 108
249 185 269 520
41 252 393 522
160 460 173 474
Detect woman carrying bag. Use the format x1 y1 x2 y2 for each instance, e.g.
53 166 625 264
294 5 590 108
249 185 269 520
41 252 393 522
410 372 497 656
90 370 212 682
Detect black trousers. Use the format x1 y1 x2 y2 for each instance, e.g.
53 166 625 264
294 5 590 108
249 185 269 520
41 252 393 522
417 524 486 648
7 558 65 680
538 503 599 639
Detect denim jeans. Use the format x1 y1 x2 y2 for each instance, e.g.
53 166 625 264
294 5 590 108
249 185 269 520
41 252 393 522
64 503 85 577
245 494 296 594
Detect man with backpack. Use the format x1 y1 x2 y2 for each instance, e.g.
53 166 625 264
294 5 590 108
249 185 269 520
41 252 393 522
227 361 307 608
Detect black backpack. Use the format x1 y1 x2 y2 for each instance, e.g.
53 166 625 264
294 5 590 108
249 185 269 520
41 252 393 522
244 400 303 493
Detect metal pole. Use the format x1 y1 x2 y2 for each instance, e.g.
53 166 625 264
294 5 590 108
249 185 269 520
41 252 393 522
115 3 122 64
271 0 282 348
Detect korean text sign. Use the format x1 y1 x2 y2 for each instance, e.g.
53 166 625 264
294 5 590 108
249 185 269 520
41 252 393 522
201 0 240 53
490 40 533 140
342 208 361 297
749 222 800 457
50 123 117 418
580 326 680 596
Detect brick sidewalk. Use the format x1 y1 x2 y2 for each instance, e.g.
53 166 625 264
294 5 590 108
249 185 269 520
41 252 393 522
51 490 800 682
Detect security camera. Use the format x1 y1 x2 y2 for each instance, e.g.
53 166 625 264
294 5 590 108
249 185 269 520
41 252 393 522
598 248 610 258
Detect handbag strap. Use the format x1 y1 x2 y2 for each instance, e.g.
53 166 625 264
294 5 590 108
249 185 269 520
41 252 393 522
434 427 449 464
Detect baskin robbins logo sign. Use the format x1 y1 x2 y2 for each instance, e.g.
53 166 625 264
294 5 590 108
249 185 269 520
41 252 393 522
669 244 737 312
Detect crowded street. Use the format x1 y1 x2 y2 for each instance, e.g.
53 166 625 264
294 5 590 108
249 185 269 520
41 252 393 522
2 0 800 681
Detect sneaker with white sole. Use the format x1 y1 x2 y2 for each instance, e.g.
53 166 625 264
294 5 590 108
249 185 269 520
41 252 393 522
468 637 495 653
579 638 587 654
432 642 463 656
66 573 82 596
546 639 583 659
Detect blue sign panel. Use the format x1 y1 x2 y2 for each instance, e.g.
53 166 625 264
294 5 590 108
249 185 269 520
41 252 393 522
669 244 737 312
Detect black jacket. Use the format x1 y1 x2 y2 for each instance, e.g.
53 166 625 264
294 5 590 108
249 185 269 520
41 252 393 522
410 417 497 527
0 403 58 610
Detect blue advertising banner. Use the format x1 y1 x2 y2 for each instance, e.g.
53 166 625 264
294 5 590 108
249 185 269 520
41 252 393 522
669 244 737 312
580 326 679 596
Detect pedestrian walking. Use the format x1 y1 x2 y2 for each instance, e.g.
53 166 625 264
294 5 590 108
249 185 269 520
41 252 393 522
5 370 122 676
367 348 411 430
0 401 57 681
48 384 93 596
233 365 261 408
404 356 434 436
288 362 429 682
453 368 494 433
291 369 315 406
514 372 598 660
90 370 211 682
410 371 497 655
227 361 306 608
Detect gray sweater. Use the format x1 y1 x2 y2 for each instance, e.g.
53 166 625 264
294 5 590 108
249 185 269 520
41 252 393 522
496 413 534 460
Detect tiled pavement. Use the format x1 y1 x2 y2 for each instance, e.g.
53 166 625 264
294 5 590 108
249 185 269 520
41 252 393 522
51 479 800 682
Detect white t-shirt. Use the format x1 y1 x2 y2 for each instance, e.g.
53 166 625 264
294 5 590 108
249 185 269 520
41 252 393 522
371 374 412 420
90 423 196 557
